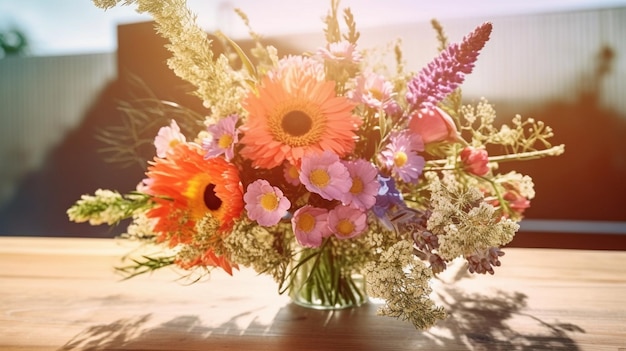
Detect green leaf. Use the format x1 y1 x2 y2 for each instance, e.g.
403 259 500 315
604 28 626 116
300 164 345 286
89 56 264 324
221 34 257 82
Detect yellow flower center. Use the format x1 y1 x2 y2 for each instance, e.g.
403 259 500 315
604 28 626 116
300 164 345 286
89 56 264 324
394 151 408 167
350 177 363 195
336 219 354 236
296 213 316 232
168 139 181 149
288 165 299 180
218 134 233 149
260 192 279 211
369 88 384 101
310 169 330 188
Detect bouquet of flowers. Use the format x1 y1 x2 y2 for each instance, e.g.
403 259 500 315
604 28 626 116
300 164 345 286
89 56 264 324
68 0 564 330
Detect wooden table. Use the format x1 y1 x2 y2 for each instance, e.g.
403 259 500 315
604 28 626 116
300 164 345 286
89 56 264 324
0 237 625 351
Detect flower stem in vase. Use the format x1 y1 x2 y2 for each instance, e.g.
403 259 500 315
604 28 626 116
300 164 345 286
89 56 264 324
287 240 368 310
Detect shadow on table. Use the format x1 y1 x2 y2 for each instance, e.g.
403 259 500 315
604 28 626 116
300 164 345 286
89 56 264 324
58 288 584 351
433 287 584 350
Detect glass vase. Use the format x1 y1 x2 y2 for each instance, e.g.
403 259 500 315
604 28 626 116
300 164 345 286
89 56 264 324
288 247 368 310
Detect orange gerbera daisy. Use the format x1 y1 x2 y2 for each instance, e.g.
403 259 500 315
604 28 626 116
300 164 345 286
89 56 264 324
145 143 243 249
239 74 361 169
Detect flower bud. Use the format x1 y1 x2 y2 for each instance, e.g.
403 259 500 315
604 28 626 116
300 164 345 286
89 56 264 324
460 146 489 176
408 107 461 144
503 189 530 215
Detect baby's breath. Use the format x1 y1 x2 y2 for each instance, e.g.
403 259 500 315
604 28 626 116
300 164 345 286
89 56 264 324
223 221 292 282
364 241 446 330
427 175 518 260
124 212 157 240
460 98 561 155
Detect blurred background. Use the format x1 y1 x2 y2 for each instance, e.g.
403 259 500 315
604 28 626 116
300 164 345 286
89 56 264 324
1 0 625 249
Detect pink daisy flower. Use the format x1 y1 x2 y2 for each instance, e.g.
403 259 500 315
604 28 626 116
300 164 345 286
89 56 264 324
299 151 352 201
379 131 425 183
283 162 301 186
203 114 239 161
327 205 367 239
244 179 291 226
317 41 362 64
154 120 186 158
342 159 380 210
349 71 400 115
291 205 331 248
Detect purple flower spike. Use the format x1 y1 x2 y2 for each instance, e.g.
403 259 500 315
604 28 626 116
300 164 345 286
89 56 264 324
406 22 493 110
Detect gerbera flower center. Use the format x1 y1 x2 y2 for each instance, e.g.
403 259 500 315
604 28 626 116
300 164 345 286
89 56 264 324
350 177 363 194
267 97 327 148
203 183 222 211
394 151 408 167
282 110 313 137
336 219 354 236
310 169 331 188
260 193 279 211
297 213 316 232
218 134 233 149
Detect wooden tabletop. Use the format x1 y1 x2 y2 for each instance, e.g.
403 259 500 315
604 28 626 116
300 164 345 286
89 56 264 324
0 236 625 351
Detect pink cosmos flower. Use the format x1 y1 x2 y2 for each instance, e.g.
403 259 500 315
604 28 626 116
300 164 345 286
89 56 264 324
327 205 367 239
379 131 425 183
349 71 400 115
203 114 239 161
291 205 331 248
244 179 291 226
283 162 301 186
299 151 352 201
408 107 461 144
342 159 380 210
317 41 362 64
460 146 489 176
154 120 186 158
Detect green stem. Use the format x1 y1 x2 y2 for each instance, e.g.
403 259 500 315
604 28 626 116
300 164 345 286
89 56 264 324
288 239 367 309
424 144 565 171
